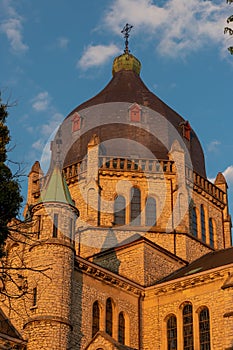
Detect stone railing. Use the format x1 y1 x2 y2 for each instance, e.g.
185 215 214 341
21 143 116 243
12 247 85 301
99 156 174 174
185 167 225 204
63 159 87 182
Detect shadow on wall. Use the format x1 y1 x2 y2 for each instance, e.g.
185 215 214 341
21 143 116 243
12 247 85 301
93 228 121 274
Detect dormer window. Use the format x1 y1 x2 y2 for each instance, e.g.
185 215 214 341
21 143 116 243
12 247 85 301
129 103 141 122
72 112 81 132
180 121 191 141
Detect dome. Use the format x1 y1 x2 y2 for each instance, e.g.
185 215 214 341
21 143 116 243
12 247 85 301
52 52 206 177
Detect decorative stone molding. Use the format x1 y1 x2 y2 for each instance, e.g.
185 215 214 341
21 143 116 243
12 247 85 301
76 257 144 296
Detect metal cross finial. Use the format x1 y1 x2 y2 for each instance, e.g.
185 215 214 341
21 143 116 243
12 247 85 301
121 23 133 54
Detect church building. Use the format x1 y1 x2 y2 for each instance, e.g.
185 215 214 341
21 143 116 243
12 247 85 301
0 32 233 350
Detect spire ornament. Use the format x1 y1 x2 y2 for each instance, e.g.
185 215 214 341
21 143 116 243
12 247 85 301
121 23 133 54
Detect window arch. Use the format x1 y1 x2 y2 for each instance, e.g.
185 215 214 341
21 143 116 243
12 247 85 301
114 195 126 225
199 307 211 350
130 187 141 225
209 218 214 248
167 315 177 350
92 301 100 337
145 197 156 226
106 298 113 336
118 312 125 344
192 207 198 237
200 205 206 243
183 303 194 350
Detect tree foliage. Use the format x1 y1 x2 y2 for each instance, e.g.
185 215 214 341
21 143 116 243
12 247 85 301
0 97 23 257
225 0 233 54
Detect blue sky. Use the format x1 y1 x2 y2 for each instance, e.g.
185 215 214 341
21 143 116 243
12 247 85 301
1 0 233 213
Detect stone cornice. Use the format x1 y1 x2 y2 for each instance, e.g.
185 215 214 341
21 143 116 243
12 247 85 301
150 264 233 296
23 315 72 330
75 256 144 296
29 238 75 252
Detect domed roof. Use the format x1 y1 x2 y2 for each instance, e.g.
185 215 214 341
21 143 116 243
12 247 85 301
58 52 206 177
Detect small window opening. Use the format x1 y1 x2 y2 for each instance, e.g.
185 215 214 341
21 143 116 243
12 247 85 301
36 215 41 239
32 287 37 307
53 213 58 238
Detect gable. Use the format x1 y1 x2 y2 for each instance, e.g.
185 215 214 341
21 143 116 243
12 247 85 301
84 331 136 350
90 237 187 287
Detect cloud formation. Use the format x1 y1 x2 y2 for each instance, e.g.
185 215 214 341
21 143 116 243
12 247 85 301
207 140 221 153
32 92 50 112
0 0 28 53
78 44 121 70
41 112 63 137
57 36 69 49
104 0 229 57
223 165 233 185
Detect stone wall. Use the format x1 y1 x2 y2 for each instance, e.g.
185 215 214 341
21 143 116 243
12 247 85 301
71 268 140 349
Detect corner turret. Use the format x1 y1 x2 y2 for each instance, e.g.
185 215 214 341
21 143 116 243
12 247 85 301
23 166 79 350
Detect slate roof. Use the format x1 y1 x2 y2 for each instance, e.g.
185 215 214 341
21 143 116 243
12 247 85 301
0 308 26 349
0 309 22 339
156 246 233 284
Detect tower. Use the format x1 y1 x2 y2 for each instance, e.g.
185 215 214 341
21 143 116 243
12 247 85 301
1 29 232 350
23 165 79 350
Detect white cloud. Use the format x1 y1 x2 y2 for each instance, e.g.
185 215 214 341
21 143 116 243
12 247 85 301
209 165 233 185
0 0 28 53
32 139 44 151
103 0 229 57
41 112 63 137
78 44 121 70
32 91 50 112
57 36 69 49
223 165 233 185
207 140 221 153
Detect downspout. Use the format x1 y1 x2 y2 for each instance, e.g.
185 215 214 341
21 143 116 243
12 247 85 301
221 210 226 249
138 292 144 350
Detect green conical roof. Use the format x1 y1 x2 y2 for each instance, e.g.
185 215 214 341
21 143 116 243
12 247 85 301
39 166 74 206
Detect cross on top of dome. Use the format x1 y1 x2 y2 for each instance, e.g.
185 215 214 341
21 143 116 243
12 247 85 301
121 23 133 54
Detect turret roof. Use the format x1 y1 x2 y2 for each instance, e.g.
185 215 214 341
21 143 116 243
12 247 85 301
39 166 74 206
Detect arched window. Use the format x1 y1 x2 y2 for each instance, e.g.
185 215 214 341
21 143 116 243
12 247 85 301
130 187 141 225
106 298 113 336
192 207 198 237
167 315 177 350
146 197 156 226
92 301 100 337
114 195 126 225
199 307 211 350
200 205 206 243
183 303 194 350
118 312 125 344
209 218 214 248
